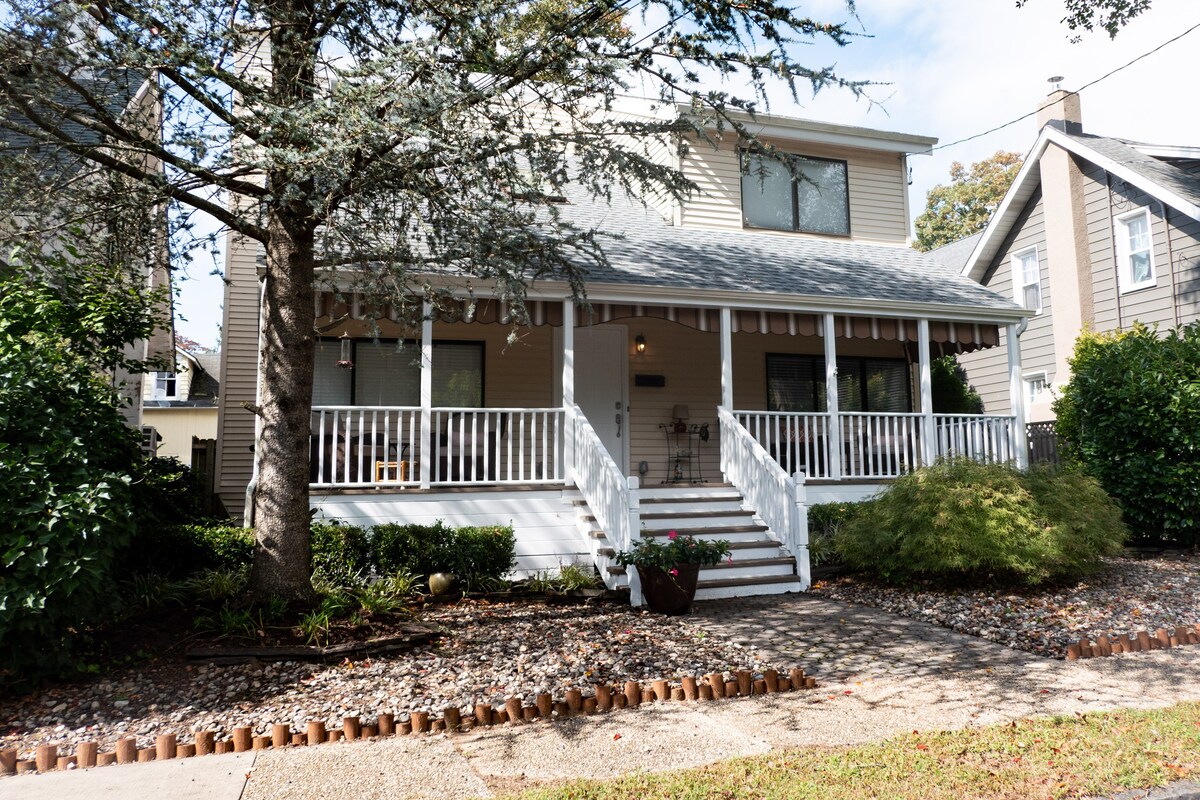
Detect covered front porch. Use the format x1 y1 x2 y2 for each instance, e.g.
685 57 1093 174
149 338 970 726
304 292 1029 600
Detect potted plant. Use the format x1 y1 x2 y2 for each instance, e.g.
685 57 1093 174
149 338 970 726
614 531 732 615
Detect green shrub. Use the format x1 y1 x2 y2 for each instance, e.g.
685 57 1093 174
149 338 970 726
370 521 515 590
122 523 253 580
372 521 456 578
807 501 873 567
835 459 1126 587
129 457 204 531
310 522 371 588
452 525 517 588
0 270 150 687
1055 324 1200 545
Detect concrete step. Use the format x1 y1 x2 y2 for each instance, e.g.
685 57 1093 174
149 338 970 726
638 484 734 500
640 525 769 541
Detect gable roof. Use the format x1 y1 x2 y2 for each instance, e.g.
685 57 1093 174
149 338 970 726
963 126 1200 282
924 232 983 275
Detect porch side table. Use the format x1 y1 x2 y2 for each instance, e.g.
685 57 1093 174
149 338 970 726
658 423 707 484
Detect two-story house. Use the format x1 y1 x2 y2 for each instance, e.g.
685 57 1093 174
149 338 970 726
215 104 1030 602
956 90 1200 422
142 348 221 466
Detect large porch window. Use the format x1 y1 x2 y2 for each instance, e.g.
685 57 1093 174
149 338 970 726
313 338 484 406
766 354 911 414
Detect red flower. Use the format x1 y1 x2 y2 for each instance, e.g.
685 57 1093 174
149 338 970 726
667 530 677 540
669 567 679 576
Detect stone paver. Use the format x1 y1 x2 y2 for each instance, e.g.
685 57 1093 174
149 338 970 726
689 593 1041 682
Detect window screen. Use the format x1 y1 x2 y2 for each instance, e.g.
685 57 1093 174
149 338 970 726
354 343 419 406
768 355 909 413
433 342 483 406
741 153 850 236
312 340 352 405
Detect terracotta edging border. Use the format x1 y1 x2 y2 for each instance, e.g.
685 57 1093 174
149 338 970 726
0 667 819 776
1066 624 1200 660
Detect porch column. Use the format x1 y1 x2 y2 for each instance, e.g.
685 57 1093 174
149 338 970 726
719 307 733 410
419 300 433 489
562 298 576 484
823 313 842 480
1007 323 1030 468
917 318 936 466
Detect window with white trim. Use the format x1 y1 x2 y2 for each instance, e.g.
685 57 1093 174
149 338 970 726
1012 247 1041 314
1116 207 1155 292
1024 373 1048 411
152 371 178 400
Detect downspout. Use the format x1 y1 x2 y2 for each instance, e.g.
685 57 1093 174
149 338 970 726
1106 173 1124 330
1158 199 1179 327
243 274 269 528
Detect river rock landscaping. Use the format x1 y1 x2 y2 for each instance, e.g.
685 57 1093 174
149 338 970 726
810 553 1200 659
0 599 777 761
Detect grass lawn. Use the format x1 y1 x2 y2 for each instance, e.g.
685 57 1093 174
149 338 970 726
504 702 1200 800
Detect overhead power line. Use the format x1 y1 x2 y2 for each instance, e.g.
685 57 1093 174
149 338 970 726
920 19 1200 156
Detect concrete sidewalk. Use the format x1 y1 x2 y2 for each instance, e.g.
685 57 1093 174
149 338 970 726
6 643 1200 800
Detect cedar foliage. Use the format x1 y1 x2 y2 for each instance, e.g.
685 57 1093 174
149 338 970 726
835 459 1125 587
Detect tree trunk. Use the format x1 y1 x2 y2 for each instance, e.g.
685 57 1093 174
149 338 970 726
250 213 318 604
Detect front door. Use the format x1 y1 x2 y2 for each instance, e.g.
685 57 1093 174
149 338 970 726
567 325 628 472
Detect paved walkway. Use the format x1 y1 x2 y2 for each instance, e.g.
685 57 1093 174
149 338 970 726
7 593 1200 799
689 593 1039 681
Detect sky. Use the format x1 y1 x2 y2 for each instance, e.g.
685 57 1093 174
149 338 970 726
172 0 1200 350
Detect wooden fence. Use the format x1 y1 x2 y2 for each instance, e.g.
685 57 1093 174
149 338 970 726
1026 421 1060 466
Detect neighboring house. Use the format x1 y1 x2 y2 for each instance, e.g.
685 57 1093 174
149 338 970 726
216 105 1031 602
956 90 1200 422
0 69 173 427
142 348 220 466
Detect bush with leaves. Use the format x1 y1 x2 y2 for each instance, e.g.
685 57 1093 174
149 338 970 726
1055 324 1200 546
309 522 371 588
835 459 1125 587
371 521 515 590
0 261 161 687
121 523 254 580
452 525 517 589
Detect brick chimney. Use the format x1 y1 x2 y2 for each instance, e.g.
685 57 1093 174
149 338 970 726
1037 89 1083 134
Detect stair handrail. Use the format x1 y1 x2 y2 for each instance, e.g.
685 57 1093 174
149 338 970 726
718 406 810 588
571 405 639 560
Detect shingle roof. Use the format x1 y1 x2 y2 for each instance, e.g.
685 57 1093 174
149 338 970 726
924 232 983 275
1062 132 1200 213
0 68 146 179
556 189 1021 313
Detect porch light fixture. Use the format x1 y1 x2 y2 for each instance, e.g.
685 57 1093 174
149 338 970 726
635 334 646 354
336 332 354 369
672 404 689 433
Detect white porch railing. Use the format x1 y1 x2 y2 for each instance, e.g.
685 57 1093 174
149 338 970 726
734 411 832 480
571 405 640 598
309 406 564 488
735 410 1021 480
432 408 564 485
840 412 924 479
934 414 1018 464
718 407 809 588
310 406 421 488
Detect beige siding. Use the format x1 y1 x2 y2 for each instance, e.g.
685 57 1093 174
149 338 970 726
679 135 910 243
143 407 218 465
214 233 262 518
958 190 1051 416
1081 160 1200 332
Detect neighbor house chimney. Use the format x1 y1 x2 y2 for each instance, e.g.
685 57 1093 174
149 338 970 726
1035 82 1092 414
1037 88 1083 134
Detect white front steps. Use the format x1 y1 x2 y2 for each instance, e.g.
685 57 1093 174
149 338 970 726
574 483 803 601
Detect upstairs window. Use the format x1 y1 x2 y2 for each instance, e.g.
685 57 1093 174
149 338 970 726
1025 372 1048 412
1116 208 1155 292
152 371 178 400
741 153 850 236
1013 247 1042 314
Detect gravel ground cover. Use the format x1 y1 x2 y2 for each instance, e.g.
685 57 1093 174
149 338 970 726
0 599 774 761
810 554 1200 659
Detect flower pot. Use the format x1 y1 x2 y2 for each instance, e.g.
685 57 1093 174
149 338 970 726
637 563 701 615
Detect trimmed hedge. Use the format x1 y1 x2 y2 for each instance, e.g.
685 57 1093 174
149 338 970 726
310 522 371 587
835 459 1126 587
372 521 515 589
